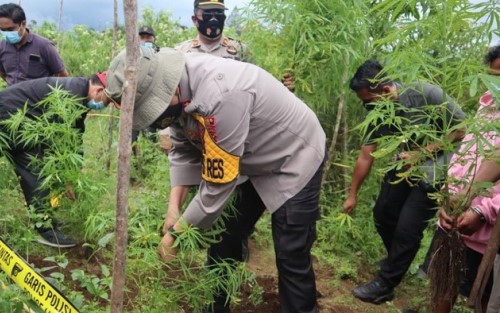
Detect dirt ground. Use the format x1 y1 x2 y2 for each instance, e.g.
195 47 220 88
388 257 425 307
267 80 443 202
27 240 416 313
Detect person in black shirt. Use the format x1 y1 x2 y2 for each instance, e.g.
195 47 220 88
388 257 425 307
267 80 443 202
0 73 117 248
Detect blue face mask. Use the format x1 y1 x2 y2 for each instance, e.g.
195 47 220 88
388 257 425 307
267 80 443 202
141 41 154 49
1 30 22 44
87 99 106 110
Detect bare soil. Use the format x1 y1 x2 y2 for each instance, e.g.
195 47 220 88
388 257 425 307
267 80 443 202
27 240 420 313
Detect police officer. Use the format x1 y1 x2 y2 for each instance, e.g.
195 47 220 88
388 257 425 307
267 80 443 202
138 25 159 52
176 0 251 62
160 0 251 156
160 0 254 261
106 47 326 313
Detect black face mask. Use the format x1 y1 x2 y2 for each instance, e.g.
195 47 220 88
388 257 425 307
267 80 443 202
152 103 183 129
196 10 226 39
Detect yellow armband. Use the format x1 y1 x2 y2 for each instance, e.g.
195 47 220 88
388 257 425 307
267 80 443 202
193 114 240 184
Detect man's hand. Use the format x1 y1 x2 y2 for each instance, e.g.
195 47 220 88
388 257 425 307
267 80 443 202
282 73 295 92
343 195 357 214
162 207 181 235
398 151 420 168
438 207 456 232
158 232 178 262
448 191 471 212
457 209 483 236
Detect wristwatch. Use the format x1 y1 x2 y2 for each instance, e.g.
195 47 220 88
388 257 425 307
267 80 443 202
168 225 179 239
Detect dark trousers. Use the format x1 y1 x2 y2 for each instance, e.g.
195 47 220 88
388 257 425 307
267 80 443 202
8 148 49 215
207 163 323 313
374 170 437 287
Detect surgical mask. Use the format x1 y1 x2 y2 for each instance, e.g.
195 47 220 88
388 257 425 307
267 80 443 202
87 99 106 110
141 41 154 49
2 29 22 44
196 10 226 39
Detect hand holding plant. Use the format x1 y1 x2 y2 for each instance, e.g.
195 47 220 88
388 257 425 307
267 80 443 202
342 195 357 215
158 232 177 262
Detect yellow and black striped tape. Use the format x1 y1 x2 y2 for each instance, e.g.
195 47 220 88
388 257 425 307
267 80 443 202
0 237 80 313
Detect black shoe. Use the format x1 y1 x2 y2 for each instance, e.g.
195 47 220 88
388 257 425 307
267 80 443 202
241 238 250 262
36 227 77 248
353 277 394 304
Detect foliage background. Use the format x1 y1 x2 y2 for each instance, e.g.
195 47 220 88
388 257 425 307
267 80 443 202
0 1 498 312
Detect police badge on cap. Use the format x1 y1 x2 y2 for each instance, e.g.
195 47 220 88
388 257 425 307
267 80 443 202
194 0 227 10
139 25 155 37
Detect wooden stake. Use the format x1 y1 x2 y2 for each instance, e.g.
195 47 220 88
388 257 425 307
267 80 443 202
110 0 138 312
322 52 349 185
468 215 500 311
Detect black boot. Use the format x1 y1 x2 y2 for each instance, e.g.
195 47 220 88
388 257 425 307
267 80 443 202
353 277 394 304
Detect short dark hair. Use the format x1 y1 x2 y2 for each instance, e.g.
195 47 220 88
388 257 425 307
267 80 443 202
0 3 26 24
484 45 500 66
90 74 104 87
349 59 392 92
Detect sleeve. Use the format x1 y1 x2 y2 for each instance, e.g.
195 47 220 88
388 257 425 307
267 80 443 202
363 123 392 145
472 186 500 225
41 41 66 74
182 90 253 229
168 123 203 186
426 86 466 127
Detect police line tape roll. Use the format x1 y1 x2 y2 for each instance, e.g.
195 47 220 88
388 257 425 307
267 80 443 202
0 237 80 313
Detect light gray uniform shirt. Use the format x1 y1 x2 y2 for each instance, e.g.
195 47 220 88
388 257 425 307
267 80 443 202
169 53 325 229
175 35 251 62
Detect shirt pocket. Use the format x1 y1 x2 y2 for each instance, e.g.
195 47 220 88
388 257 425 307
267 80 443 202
27 54 46 79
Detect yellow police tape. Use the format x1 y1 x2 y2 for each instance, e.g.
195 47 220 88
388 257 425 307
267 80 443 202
0 237 80 313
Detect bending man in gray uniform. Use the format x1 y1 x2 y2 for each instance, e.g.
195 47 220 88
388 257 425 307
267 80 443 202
105 47 326 313
170 0 254 262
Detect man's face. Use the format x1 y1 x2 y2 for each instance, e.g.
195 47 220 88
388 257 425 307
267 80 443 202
139 34 155 43
193 8 226 39
356 85 396 110
0 17 25 37
355 88 382 105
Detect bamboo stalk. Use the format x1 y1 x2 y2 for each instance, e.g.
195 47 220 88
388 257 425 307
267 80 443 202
106 0 119 172
110 0 138 311
57 0 63 50
322 52 349 184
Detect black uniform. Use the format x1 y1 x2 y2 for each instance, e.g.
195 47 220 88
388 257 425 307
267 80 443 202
0 77 89 220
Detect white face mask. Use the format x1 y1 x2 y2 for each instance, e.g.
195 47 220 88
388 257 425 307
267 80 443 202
141 41 154 49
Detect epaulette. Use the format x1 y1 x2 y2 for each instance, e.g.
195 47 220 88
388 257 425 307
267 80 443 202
191 39 201 48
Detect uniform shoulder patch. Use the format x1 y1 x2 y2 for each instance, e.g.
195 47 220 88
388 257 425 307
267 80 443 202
192 39 201 48
226 46 238 55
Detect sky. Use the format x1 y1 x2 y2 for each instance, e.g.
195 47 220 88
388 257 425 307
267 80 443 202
0 0 249 30
0 0 497 44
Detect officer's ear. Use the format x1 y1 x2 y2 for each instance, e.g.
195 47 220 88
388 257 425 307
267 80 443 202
192 15 199 26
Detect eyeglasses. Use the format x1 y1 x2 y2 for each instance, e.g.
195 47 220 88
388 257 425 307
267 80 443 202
201 10 225 20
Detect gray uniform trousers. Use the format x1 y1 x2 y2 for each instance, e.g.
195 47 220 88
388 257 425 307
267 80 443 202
206 160 324 313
